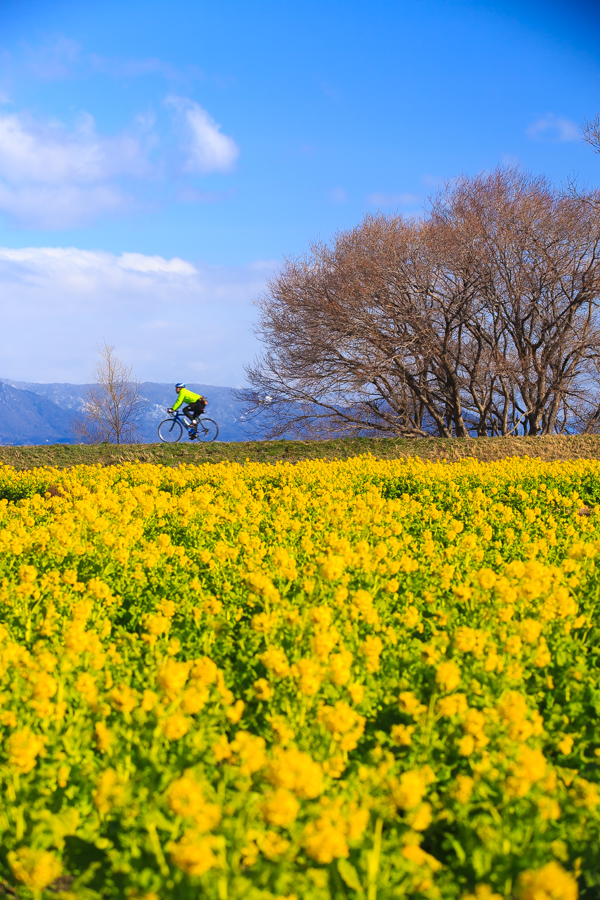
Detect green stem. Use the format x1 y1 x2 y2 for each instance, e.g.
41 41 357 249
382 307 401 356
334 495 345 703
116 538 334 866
367 817 383 900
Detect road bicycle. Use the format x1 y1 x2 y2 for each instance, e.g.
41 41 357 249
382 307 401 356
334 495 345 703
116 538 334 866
157 409 219 443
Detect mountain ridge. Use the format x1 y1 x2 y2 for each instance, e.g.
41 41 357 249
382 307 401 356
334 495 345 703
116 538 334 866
0 380 253 444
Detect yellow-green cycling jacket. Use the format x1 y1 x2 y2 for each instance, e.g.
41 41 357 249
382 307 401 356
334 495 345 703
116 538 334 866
172 388 204 410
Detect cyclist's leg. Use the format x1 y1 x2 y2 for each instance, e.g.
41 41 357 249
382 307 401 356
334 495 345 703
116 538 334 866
188 400 204 425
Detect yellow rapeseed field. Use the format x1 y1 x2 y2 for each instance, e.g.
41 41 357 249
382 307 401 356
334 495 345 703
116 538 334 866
0 455 599 900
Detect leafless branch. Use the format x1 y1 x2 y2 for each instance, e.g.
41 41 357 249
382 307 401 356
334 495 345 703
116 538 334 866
73 341 145 444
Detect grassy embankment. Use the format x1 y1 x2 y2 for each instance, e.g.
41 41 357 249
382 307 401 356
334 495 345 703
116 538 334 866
2 434 600 469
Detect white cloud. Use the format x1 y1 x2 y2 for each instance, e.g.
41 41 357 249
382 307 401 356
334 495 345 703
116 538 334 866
0 109 154 228
0 110 150 184
0 247 276 384
0 95 240 227
526 114 580 143
367 192 420 207
166 95 239 174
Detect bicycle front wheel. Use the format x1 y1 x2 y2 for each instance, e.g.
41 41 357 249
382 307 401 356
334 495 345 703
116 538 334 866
196 418 219 443
158 418 183 443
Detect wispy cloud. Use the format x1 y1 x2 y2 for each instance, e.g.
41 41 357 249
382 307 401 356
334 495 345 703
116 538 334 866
367 192 420 207
89 54 204 84
526 113 579 142
0 247 276 383
177 186 237 203
421 174 445 189
328 187 348 204
0 184 129 230
166 95 239 174
16 35 203 85
23 35 82 80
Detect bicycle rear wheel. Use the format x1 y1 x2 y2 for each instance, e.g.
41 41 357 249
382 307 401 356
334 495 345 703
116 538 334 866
196 418 219 443
158 418 183 443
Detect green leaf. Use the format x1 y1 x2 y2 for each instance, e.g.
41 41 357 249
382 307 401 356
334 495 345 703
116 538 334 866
445 834 466 864
337 859 364 894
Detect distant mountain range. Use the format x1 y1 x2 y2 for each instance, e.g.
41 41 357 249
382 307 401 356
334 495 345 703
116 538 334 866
0 380 255 445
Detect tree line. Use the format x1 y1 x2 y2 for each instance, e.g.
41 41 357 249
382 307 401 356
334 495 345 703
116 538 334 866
240 168 600 439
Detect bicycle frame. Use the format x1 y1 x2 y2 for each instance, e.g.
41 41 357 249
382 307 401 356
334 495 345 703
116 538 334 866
159 409 218 443
169 410 190 426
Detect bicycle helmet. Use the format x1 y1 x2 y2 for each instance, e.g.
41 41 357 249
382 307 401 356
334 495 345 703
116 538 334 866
175 382 186 390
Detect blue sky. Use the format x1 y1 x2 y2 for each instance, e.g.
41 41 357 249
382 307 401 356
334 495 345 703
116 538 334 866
0 0 598 384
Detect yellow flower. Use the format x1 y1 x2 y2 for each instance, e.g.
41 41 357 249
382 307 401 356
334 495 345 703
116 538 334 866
329 648 353 685
304 819 348 864
94 768 126 815
347 682 365 704
361 635 383 672
167 775 221 831
76 672 99 707
318 701 366 750
157 659 189 698
212 734 232 762
391 724 414 746
262 788 300 827
182 684 210 714
391 770 427 810
8 847 62 891
226 699 245 724
401 844 442 871
453 775 474 804
169 831 218 877
517 862 578 900
290 658 322 695
462 885 504 900
161 713 191 741
190 656 219 685
437 694 468 717
435 660 461 693
477 568 497 590
7 728 46 773
258 830 290 860
407 802 432 831
507 746 547 798
230 731 267 775
260 647 290 678
265 747 323 798
109 684 138 714
319 555 345 580
399 691 426 716
558 735 574 755
458 734 475 757
519 619 543 644
254 678 274 701
95 722 113 754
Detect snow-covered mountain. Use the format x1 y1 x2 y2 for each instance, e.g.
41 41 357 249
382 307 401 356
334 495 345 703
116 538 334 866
0 380 254 444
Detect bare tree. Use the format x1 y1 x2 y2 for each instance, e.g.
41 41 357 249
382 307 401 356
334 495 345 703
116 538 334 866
583 114 600 155
433 170 600 435
238 169 600 439
75 341 145 444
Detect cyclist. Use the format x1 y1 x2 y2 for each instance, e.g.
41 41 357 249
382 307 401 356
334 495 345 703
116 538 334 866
168 383 207 433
